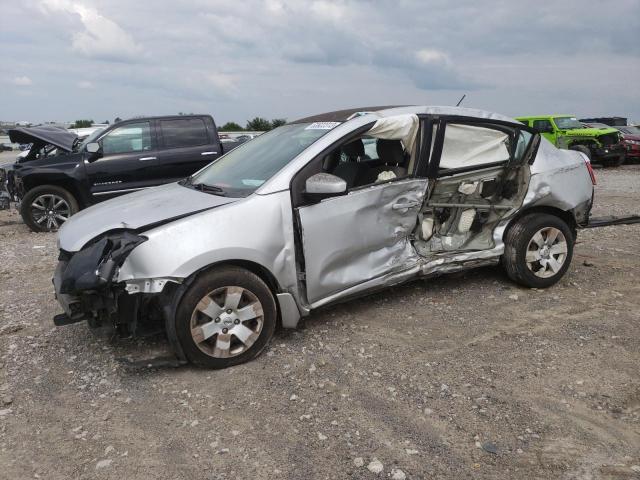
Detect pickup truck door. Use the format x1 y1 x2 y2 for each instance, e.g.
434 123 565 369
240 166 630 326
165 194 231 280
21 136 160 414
84 120 160 201
155 117 222 182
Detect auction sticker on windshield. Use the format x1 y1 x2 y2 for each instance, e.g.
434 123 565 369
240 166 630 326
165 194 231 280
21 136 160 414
305 122 341 130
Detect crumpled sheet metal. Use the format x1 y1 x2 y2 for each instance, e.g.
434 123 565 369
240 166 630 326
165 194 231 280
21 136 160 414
523 141 592 212
118 190 300 298
299 178 427 304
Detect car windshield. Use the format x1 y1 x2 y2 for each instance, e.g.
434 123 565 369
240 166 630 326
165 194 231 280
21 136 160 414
620 126 640 135
186 123 335 197
553 117 584 130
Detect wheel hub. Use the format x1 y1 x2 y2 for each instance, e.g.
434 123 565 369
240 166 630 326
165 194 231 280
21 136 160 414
31 194 71 230
539 244 550 258
525 227 568 279
190 286 264 358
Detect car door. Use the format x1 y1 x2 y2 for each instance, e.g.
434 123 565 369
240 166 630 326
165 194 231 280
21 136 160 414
294 121 430 305
155 117 222 182
297 178 427 304
84 120 159 200
418 117 539 254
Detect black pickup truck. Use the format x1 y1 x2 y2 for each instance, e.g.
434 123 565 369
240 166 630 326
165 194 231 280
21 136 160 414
4 115 238 232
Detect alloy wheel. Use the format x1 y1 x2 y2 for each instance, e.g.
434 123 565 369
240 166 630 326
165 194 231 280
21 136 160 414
190 286 264 358
525 227 568 278
30 194 71 230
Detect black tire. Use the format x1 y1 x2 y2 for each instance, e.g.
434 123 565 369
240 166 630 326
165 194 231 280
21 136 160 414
20 185 79 232
601 155 625 168
174 266 277 369
569 145 591 160
502 213 574 288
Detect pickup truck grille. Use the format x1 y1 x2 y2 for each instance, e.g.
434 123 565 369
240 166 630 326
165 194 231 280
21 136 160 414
599 133 620 146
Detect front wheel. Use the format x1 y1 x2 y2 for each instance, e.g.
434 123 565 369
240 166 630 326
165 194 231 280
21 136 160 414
502 213 574 288
569 144 591 160
20 185 79 232
601 155 625 168
174 266 277 368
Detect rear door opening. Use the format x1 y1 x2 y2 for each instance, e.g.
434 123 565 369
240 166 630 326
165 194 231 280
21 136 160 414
413 116 539 257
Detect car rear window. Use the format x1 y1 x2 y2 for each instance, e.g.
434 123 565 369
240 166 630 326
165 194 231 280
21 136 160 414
160 118 209 148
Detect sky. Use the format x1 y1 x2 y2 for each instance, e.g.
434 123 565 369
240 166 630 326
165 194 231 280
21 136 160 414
1 0 639 125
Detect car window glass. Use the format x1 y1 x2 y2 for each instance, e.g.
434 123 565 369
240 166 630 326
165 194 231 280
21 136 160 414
439 124 509 170
160 118 209 148
553 117 583 130
101 122 152 155
190 123 331 197
532 120 553 132
514 130 533 162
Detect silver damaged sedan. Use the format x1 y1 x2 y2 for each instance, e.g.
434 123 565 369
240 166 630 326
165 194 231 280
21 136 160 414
54 106 596 368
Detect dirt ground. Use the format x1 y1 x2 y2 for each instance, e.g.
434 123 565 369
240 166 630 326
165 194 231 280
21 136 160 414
0 163 638 480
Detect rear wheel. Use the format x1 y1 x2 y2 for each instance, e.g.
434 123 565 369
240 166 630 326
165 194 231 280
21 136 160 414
20 185 79 232
174 266 277 368
503 213 574 288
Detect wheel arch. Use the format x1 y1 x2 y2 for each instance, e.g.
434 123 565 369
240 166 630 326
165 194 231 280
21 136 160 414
22 177 86 208
503 206 577 241
164 259 287 327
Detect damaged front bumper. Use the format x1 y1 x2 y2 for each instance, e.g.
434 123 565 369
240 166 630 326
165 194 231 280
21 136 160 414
52 232 153 335
594 143 626 159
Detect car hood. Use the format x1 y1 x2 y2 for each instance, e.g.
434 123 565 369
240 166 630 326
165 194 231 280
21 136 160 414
622 133 640 141
564 127 619 137
58 182 238 252
9 126 78 152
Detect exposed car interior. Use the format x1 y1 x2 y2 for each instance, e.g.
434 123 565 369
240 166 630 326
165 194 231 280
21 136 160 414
414 124 533 256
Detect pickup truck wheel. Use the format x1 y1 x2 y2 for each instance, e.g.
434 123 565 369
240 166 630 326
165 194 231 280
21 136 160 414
20 185 79 232
502 213 574 288
602 155 625 168
175 266 277 369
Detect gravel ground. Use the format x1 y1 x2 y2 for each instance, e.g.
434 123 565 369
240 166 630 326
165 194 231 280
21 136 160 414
0 163 639 480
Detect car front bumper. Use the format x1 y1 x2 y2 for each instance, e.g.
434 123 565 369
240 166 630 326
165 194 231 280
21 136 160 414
594 143 626 159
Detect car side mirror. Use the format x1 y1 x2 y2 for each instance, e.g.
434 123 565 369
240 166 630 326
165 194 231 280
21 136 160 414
85 142 102 161
304 173 347 202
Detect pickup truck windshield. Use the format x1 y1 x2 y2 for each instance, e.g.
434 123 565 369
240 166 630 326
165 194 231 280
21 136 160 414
553 117 583 130
187 123 334 197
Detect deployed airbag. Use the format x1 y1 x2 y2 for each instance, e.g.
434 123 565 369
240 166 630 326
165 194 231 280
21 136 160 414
367 114 419 155
440 124 509 169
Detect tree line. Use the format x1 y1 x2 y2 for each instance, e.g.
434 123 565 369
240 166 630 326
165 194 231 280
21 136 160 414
221 117 286 132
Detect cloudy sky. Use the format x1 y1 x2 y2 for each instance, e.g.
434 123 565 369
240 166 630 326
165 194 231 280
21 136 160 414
1 0 639 125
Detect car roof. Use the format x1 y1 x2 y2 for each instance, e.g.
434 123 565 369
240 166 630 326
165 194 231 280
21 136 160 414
118 114 210 122
292 105 519 125
290 106 406 124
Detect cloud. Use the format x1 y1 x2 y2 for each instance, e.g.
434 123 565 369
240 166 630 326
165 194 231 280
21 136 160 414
415 49 450 66
77 80 94 89
0 0 637 123
39 0 143 62
13 76 33 86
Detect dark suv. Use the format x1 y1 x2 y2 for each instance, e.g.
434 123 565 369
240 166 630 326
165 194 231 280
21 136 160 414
6 115 237 232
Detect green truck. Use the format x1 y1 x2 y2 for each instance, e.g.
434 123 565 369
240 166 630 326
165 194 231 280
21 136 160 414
516 115 626 167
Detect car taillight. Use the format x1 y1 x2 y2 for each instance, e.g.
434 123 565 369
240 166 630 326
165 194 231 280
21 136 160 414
584 158 596 185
